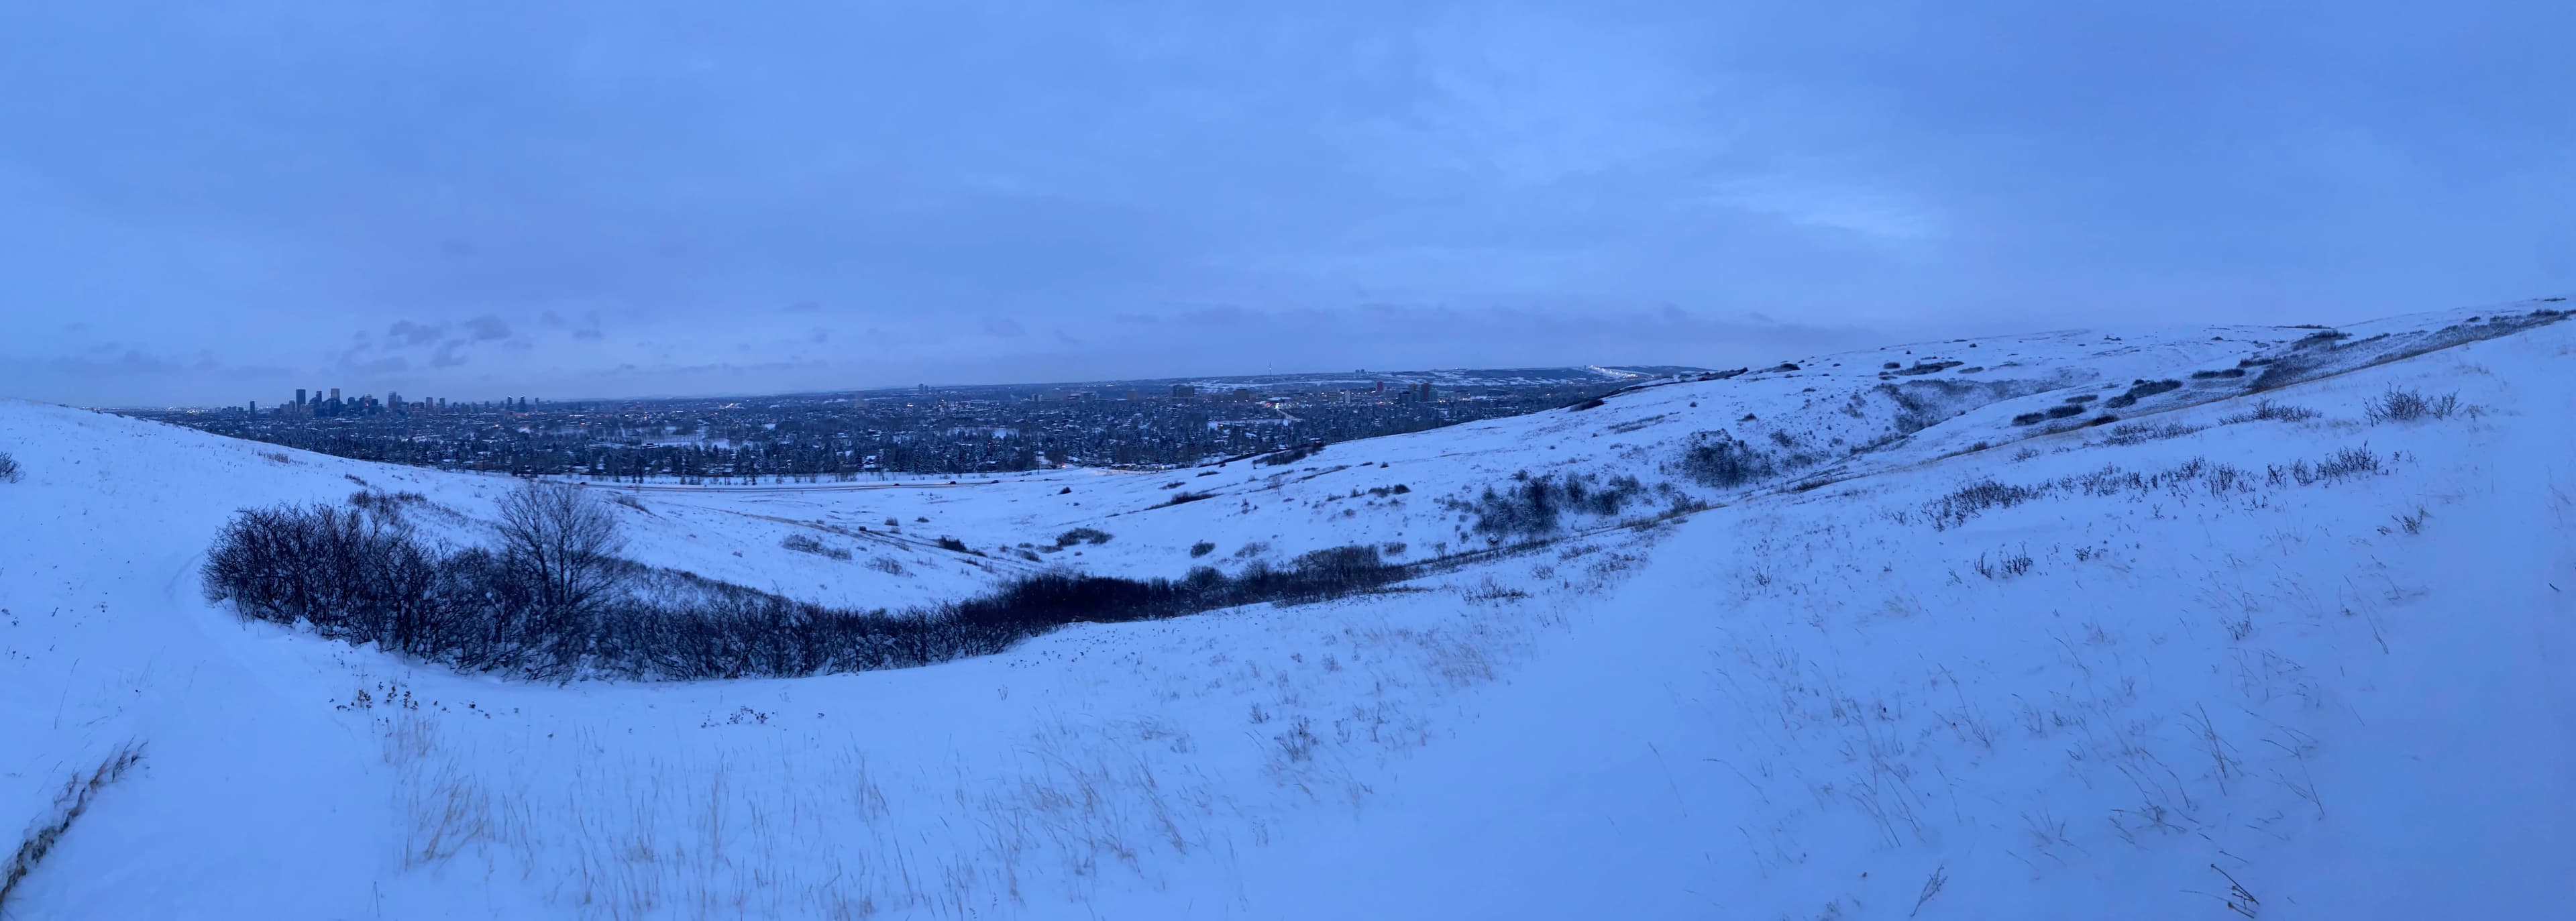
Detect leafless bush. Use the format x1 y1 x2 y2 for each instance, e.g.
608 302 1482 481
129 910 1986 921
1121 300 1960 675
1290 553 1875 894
347 489 428 513
1927 447 2379 530
1925 480 2049 530
1055 527 1112 547
781 533 853 559
1189 541 1217 557
0 451 19 484
1973 546 2035 579
201 502 447 649
493 482 625 631
2098 421 2205 446
1443 470 1649 540
2221 400 2322 424
1159 490 1214 507
1674 431 1774 488
2102 378 2182 409
2363 387 2460 423
2268 445 2383 485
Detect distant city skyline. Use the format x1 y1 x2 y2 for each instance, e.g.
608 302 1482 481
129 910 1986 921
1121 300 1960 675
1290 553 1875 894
6 3 2571 407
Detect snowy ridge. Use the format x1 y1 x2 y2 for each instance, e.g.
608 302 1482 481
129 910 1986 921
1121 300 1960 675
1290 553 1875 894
3 301 2571 918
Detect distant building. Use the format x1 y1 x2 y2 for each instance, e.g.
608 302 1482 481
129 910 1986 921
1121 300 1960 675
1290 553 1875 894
1171 384 1197 398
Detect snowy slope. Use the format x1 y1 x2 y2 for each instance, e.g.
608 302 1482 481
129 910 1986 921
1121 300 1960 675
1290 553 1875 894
3 301 2571 918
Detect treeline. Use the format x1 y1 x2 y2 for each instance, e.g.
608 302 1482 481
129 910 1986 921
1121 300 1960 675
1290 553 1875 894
201 484 1409 681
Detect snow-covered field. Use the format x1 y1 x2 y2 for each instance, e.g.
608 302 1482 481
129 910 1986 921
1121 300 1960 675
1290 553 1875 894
4 302 2571 918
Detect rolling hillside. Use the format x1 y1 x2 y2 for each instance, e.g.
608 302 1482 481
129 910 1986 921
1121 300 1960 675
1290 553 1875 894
4 301 2571 919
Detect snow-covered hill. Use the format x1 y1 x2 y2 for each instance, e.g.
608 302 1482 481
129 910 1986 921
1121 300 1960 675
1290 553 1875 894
4 301 2571 918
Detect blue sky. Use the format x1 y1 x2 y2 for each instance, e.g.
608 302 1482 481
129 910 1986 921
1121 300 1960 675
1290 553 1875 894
3 1 2568 406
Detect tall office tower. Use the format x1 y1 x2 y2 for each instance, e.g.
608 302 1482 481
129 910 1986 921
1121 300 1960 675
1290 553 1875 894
295 388 307 406
330 388 341 402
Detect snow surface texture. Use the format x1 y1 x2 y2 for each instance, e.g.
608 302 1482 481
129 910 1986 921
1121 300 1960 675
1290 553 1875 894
4 302 2572 918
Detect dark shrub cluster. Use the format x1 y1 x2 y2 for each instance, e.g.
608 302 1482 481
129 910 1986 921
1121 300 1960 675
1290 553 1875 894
1189 540 1217 557
347 489 428 512
1159 490 1214 507
1890 360 1965 376
939 545 1403 640
203 484 1413 682
1444 471 1649 540
1055 527 1113 547
2103 379 2183 409
0 449 20 484
1674 431 1775 488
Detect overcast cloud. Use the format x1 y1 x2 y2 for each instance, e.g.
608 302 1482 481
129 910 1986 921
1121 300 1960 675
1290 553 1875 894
3 1 2568 406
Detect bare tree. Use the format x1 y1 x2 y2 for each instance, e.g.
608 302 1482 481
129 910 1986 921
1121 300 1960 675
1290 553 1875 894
493 482 625 626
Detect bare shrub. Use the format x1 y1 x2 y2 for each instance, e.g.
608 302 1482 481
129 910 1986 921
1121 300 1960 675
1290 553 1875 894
2098 421 2204 446
1055 527 1112 547
206 492 1417 682
2363 387 2460 423
1674 431 1774 488
1189 541 1217 557
1973 546 2035 579
2102 378 2182 409
0 451 19 484
1926 480 2049 530
1924 447 2375 530
1159 490 1214 507
492 482 625 630
780 533 853 560
201 502 447 649
2269 445 2383 485
1443 470 1648 540
2221 400 2322 424
347 489 429 513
